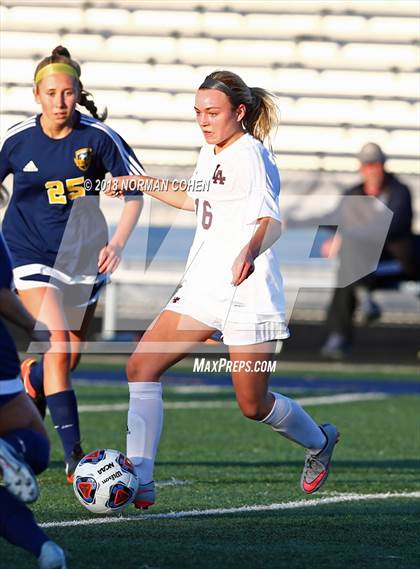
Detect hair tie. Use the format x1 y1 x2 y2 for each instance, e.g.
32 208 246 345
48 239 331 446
249 87 257 104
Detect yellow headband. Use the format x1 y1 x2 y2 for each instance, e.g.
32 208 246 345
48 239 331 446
35 63 79 84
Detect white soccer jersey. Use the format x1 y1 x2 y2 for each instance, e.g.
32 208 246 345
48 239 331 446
181 133 287 325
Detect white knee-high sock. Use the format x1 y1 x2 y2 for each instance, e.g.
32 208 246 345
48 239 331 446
127 382 163 485
261 392 326 452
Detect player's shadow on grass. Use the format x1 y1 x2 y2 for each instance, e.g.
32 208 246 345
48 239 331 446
157 459 420 470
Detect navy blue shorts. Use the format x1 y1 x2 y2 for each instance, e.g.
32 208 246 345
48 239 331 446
13 265 109 308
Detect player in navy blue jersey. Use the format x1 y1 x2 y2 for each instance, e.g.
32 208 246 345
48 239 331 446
0 188 66 568
0 46 144 482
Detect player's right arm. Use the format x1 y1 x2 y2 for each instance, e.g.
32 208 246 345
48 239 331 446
108 176 195 211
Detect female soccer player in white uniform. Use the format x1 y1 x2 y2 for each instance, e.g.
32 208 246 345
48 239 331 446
0 46 144 481
111 71 339 508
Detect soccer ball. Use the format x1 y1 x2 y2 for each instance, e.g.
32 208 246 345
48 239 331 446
73 449 138 514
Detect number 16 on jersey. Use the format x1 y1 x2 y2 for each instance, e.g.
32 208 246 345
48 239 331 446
194 199 213 230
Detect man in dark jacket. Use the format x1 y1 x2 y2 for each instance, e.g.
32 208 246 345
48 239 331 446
321 142 416 359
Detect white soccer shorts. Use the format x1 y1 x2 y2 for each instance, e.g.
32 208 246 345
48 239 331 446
163 290 289 346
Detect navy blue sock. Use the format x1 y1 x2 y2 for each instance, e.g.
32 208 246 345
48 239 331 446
29 358 44 393
0 487 49 557
3 429 50 475
46 390 81 460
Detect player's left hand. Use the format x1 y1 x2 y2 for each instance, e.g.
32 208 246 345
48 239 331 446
98 243 122 273
231 247 255 286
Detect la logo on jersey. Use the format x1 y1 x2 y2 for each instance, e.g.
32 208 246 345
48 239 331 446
74 147 93 171
212 164 225 185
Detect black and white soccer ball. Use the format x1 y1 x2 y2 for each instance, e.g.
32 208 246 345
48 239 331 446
73 449 138 514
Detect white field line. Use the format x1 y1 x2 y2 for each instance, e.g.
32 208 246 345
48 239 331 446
297 393 387 406
75 392 387 413
156 479 191 488
40 491 420 529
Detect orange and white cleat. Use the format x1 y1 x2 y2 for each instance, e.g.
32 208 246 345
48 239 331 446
21 358 38 398
21 358 47 419
65 443 85 484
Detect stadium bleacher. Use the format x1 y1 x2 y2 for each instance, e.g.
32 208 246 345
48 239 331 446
1 0 419 176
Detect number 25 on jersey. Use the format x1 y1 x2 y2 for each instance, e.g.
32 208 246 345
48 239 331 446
45 177 85 205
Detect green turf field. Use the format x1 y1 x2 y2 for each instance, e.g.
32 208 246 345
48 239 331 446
1 380 420 569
